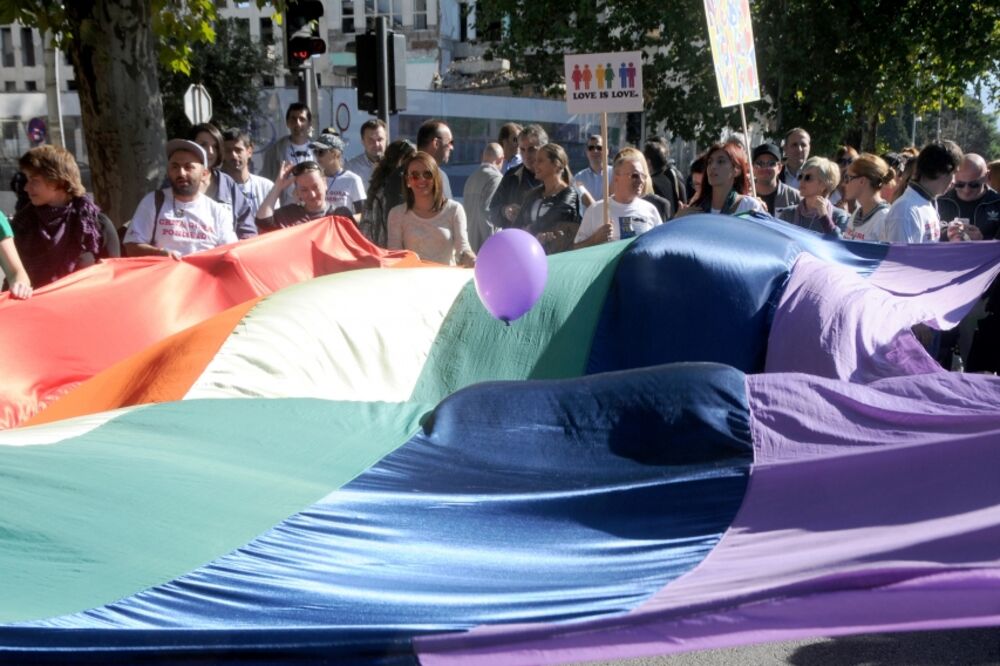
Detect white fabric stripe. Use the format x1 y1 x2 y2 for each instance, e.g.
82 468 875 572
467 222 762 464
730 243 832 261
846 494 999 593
184 267 473 403
0 406 144 447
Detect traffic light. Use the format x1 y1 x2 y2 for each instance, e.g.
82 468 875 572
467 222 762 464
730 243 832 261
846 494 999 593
285 0 326 69
349 30 407 115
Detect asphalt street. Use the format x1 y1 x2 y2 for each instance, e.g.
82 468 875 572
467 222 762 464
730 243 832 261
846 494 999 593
586 627 1000 665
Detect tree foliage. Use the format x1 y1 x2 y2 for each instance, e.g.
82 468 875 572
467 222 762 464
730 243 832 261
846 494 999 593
160 18 280 139
475 0 1000 152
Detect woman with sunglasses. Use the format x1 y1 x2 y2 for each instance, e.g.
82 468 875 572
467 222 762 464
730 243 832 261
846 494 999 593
675 142 764 218
831 145 859 212
190 123 256 239
255 160 338 232
513 143 583 254
388 152 475 267
310 132 366 221
842 153 893 241
775 156 850 235
574 149 662 247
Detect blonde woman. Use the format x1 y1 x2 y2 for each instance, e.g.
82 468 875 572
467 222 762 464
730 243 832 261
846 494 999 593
843 153 893 241
776 156 849 235
388 151 475 267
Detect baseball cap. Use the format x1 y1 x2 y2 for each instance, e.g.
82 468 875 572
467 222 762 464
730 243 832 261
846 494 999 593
310 133 346 153
752 143 782 162
166 139 208 166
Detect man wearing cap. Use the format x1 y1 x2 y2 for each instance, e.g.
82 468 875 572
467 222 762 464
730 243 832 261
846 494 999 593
753 142 801 215
311 132 366 220
255 160 340 232
124 140 237 259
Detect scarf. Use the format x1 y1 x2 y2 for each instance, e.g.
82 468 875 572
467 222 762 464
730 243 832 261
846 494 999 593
701 189 739 215
13 195 104 287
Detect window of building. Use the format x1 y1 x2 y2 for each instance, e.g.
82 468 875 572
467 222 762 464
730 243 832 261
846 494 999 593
342 0 356 33
259 17 274 44
364 0 402 29
67 78 78 92
25 80 37 91
1 28 14 67
414 0 428 29
4 81 15 92
21 27 36 67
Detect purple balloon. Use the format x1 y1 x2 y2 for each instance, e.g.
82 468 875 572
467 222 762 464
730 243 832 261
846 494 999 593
474 229 548 323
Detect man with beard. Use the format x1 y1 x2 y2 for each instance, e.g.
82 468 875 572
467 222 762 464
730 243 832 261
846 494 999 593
345 119 387 189
221 128 275 218
124 139 237 259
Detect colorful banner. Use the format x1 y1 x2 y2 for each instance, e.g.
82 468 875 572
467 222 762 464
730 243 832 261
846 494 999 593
564 51 644 113
704 0 761 107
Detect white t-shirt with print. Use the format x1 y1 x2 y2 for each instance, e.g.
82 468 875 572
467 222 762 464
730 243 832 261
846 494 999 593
326 169 367 212
125 189 238 256
575 197 662 243
235 173 276 217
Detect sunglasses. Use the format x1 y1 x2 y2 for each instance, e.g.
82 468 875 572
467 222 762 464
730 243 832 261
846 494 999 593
407 170 434 181
587 145 604 152
954 179 985 190
843 174 861 183
800 173 816 182
625 172 647 181
291 160 321 176
753 160 778 168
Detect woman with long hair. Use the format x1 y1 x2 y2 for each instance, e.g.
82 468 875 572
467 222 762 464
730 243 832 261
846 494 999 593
775 156 850 235
11 145 119 290
361 139 415 247
675 142 764 217
189 122 256 239
513 143 582 254
387 151 475 267
832 145 859 211
843 153 893 241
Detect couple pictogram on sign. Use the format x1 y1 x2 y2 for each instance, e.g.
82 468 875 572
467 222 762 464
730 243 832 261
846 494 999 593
570 62 637 91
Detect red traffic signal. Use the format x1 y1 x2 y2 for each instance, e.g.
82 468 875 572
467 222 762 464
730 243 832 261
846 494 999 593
285 0 325 69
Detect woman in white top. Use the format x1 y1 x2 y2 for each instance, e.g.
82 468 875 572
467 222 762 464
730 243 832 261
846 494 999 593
843 153 892 241
388 151 475 267
674 142 765 218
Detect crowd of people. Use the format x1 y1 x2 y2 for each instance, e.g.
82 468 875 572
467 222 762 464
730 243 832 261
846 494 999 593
2 105 998 370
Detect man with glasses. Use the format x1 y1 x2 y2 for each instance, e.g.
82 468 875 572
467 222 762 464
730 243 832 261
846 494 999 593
884 140 963 243
574 135 612 205
255 161 339 232
490 124 548 229
779 127 810 189
937 153 1000 241
416 119 454 199
752 143 801 215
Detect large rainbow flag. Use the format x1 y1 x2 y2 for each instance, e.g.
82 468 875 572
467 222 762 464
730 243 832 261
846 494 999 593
1 214 998 664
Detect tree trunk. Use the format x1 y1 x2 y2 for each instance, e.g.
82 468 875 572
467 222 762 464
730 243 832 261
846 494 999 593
63 0 166 226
